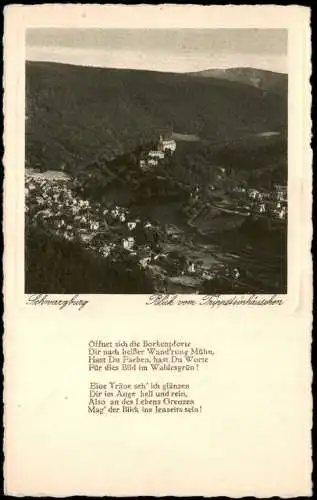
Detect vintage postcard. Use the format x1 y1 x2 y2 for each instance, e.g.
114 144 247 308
3 4 312 497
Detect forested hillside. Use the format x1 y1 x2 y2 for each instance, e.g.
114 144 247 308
26 62 287 174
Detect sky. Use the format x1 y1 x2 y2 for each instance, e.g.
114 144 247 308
26 28 288 74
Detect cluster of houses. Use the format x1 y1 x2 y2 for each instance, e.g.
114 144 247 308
217 182 287 220
25 172 153 262
185 160 288 223
26 150 285 291
245 184 287 220
139 135 177 171
25 170 227 289
26 171 200 278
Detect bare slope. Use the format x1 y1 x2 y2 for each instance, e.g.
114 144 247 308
187 67 288 94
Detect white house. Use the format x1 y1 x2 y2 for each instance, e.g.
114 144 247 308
148 150 165 160
249 189 259 200
188 262 196 273
139 159 148 170
112 207 120 217
72 206 80 215
139 256 151 268
100 245 111 258
279 207 286 219
127 221 137 231
159 136 176 152
123 237 135 251
64 231 74 241
79 200 90 208
259 203 266 213
233 268 240 279
147 158 159 167
202 270 213 281
234 186 246 193
90 221 100 231
275 184 287 201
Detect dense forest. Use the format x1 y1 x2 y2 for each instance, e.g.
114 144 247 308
25 224 154 293
26 62 287 175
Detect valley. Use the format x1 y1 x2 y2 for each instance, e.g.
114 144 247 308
25 62 288 294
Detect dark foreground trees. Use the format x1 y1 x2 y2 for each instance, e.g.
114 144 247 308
25 225 153 294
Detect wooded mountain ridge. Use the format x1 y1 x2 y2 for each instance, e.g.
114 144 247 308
26 61 287 174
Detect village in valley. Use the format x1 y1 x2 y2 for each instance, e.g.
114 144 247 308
25 132 287 294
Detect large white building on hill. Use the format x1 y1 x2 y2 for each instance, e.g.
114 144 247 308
148 150 165 159
139 134 177 171
159 135 177 153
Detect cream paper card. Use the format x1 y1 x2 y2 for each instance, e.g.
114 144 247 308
3 4 312 497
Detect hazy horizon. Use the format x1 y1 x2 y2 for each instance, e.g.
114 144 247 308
26 28 288 74
25 60 287 76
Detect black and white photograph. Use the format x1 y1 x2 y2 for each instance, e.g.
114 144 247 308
25 27 288 294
